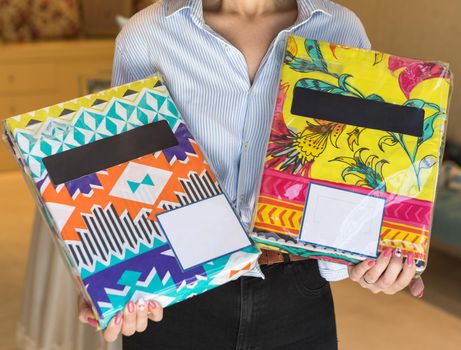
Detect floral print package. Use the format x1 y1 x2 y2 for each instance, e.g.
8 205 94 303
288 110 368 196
252 35 452 274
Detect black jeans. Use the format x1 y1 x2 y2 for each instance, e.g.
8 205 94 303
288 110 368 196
123 259 338 350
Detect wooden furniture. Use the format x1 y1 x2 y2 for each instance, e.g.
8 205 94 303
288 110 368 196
0 39 115 172
82 0 133 36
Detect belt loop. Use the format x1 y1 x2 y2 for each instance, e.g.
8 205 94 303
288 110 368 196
282 253 291 263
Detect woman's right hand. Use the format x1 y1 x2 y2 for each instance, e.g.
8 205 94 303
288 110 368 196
78 294 164 342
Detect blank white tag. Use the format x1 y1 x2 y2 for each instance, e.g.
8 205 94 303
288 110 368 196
157 194 252 270
298 183 385 258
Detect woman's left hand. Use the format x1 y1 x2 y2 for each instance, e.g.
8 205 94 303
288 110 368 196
348 247 425 297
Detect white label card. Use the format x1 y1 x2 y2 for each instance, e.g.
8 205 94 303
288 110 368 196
157 194 252 270
298 183 385 258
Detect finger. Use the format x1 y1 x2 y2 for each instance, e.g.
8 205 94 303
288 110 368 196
375 250 404 291
409 275 424 298
356 276 381 293
357 274 380 293
78 304 93 323
147 301 164 322
358 277 373 290
122 301 137 336
392 253 417 293
78 293 86 307
136 299 149 333
363 247 393 284
103 312 123 343
348 259 377 282
367 285 382 294
78 298 95 325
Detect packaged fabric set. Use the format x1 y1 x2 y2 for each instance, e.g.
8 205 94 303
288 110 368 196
252 35 452 274
3 75 260 329
2 35 453 328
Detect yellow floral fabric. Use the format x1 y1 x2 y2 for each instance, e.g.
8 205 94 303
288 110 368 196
252 35 452 272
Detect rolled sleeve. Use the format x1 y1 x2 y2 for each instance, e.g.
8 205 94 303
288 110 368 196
318 260 350 282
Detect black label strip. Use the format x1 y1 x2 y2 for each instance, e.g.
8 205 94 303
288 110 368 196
43 120 178 185
291 87 424 137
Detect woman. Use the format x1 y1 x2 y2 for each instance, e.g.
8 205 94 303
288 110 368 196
79 1 424 348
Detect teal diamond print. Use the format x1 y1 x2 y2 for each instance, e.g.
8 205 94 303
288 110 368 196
118 270 143 286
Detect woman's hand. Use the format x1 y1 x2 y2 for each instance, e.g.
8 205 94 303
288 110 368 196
348 247 425 297
78 294 164 342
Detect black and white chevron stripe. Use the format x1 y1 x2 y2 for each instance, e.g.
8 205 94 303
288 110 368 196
67 171 222 271
66 204 165 271
173 170 221 208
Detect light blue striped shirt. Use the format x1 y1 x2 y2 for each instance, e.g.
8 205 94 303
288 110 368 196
112 0 371 281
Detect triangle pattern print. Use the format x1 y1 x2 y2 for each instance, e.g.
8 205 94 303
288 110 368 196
3 75 260 329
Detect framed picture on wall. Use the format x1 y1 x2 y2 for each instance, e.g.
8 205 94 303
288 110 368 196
79 71 112 95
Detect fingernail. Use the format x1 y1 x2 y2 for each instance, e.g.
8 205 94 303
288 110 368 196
368 260 376 267
394 248 402 258
138 299 146 311
127 301 134 313
417 291 424 299
406 253 415 266
148 301 156 310
87 317 98 329
115 312 123 325
384 248 393 258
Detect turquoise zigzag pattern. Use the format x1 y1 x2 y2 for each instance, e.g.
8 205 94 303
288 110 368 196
14 88 183 181
96 245 260 329
97 273 213 329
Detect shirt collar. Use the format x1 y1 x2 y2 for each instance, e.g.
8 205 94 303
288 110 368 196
165 0 201 18
165 0 331 23
294 0 332 28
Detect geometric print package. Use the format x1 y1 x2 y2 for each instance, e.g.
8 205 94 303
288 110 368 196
252 35 452 275
3 75 260 329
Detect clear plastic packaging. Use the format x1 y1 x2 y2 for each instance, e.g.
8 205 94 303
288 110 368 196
251 35 453 275
3 74 261 329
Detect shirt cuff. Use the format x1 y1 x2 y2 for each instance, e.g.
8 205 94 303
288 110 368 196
317 260 350 282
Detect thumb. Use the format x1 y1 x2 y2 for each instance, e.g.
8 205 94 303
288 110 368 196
409 276 424 298
78 295 95 324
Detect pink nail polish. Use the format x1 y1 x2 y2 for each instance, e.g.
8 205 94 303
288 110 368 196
127 301 134 313
87 317 98 329
384 248 393 258
394 248 402 258
406 253 414 266
368 260 376 267
138 299 146 311
115 312 123 325
148 301 156 310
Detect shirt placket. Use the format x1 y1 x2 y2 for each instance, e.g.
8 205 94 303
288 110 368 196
188 6 318 222
234 13 326 225
234 32 294 225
